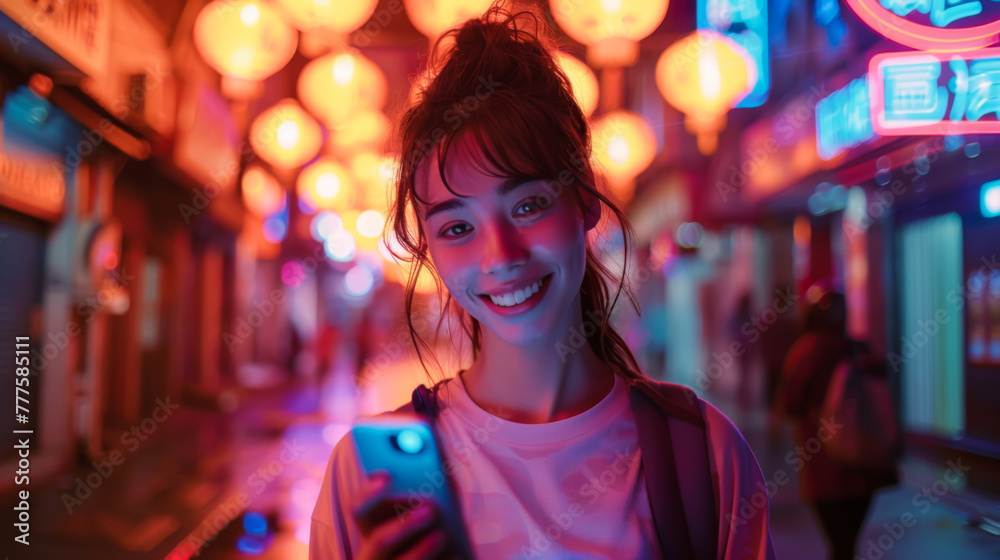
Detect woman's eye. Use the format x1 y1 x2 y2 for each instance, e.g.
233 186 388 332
514 197 551 217
441 223 471 238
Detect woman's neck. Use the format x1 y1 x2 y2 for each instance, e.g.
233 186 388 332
460 326 616 424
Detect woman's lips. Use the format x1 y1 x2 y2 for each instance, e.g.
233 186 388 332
477 273 553 316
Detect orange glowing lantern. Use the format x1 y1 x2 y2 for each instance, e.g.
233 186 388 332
249 99 323 169
273 0 378 57
655 30 757 155
242 165 286 217
298 157 355 211
328 111 390 154
403 0 494 40
591 110 656 197
298 50 388 127
349 152 397 212
193 0 297 98
549 0 669 68
555 52 599 117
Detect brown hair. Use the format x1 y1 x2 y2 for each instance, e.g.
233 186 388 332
385 1 645 382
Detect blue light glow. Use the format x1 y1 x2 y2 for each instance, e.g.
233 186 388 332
879 0 983 28
243 512 268 536
817 77 876 160
396 429 424 454
981 179 1000 217
237 536 265 555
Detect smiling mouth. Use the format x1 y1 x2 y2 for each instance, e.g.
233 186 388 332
478 274 552 308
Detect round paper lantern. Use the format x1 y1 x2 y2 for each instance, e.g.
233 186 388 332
403 0 494 40
328 110 390 154
249 99 323 169
242 165 286 217
298 50 388 126
655 30 756 154
298 157 355 211
194 0 297 92
274 0 378 34
274 0 379 57
549 0 669 67
555 51 599 117
591 110 656 193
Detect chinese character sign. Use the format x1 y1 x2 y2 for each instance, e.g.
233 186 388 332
870 49 1000 135
817 76 878 159
846 0 1000 50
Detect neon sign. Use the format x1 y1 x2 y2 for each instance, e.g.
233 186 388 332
698 0 770 107
816 76 878 159
844 0 1000 51
869 48 1000 135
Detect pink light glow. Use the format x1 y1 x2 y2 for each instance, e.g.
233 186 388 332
844 0 1000 52
869 49 1000 136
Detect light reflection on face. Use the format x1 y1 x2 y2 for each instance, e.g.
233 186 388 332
414 135 589 346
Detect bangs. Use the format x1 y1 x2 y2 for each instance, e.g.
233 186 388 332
411 93 590 207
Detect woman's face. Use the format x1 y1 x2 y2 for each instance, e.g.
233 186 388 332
414 136 590 346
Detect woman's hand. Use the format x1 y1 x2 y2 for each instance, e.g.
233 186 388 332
352 472 450 560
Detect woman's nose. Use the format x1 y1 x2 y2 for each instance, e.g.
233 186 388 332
480 220 528 275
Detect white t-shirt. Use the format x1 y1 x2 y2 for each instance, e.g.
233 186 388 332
310 373 775 559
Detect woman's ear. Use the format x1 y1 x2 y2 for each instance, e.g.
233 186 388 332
582 190 601 231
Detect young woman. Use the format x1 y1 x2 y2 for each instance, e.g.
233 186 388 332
311 4 776 559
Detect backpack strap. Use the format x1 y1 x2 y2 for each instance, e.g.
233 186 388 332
407 378 448 419
629 378 718 560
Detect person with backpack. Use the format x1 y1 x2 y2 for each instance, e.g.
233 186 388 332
776 287 898 560
310 3 776 558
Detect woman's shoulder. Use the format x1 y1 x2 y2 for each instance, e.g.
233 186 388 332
628 377 756 460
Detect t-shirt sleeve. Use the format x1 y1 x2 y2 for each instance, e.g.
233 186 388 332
310 434 365 560
702 401 777 560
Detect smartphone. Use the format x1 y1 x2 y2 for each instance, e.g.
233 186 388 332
351 413 474 559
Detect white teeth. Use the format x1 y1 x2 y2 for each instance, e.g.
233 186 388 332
488 279 544 307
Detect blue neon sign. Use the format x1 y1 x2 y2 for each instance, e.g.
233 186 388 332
816 76 878 160
870 49 1000 135
698 0 770 108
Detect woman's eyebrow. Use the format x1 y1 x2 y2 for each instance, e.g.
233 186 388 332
423 178 537 220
